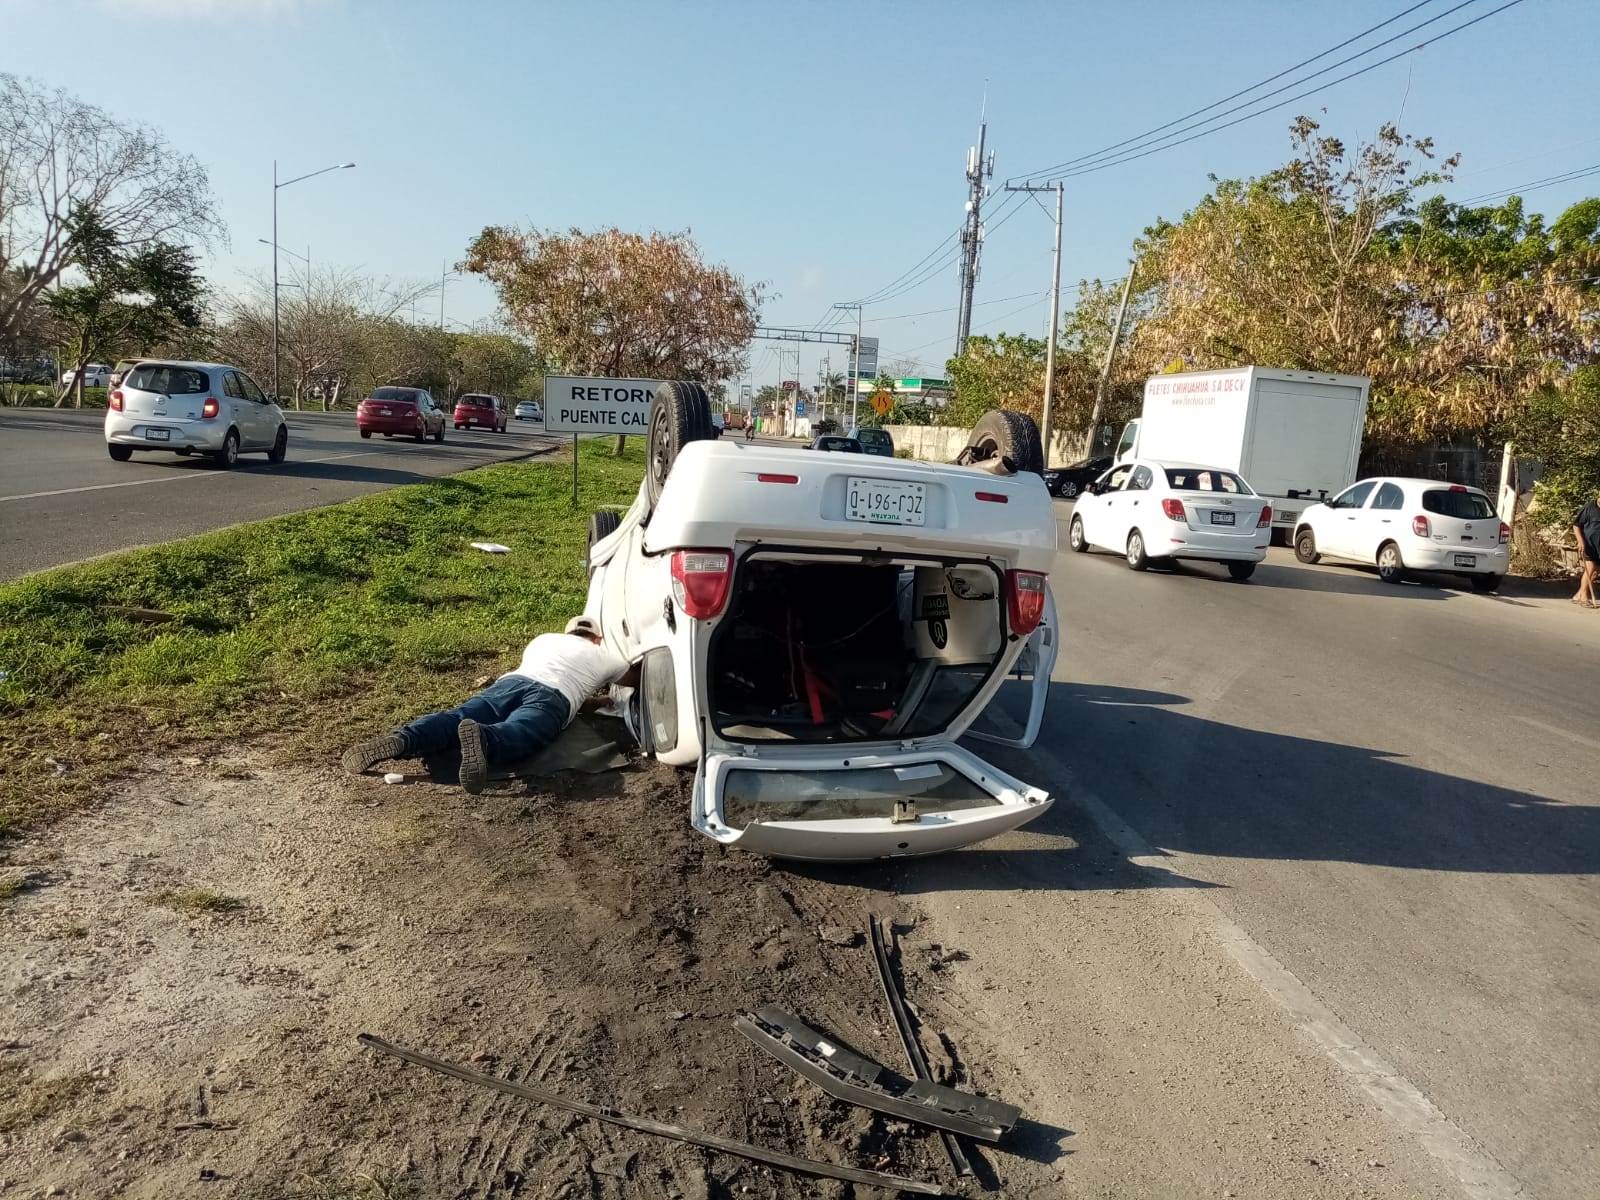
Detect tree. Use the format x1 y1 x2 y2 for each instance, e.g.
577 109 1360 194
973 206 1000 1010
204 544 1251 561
463 225 764 451
0 73 221 348
1516 367 1600 536
44 205 203 407
450 330 542 400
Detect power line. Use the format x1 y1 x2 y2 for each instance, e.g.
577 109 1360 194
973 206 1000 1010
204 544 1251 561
1014 0 1456 181
844 227 962 307
864 290 1046 324
1049 0 1527 181
1459 164 1600 206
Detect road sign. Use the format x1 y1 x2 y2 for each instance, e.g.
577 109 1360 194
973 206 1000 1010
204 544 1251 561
781 380 798 391
795 401 806 416
872 391 893 416
544 376 664 435
851 337 880 381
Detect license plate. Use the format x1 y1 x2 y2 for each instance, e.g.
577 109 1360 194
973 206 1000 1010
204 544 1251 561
1209 510 1236 525
846 477 926 526
1454 554 1476 567
379 408 392 415
144 428 170 441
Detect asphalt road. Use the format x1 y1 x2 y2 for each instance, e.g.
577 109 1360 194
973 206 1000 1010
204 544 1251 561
869 501 1600 1198
0 408 563 581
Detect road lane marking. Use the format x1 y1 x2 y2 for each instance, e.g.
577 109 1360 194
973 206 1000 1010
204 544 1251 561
985 710 1528 1200
0 451 380 503
1515 715 1600 753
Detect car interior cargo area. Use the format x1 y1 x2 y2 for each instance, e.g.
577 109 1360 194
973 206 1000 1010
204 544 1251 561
709 555 1006 745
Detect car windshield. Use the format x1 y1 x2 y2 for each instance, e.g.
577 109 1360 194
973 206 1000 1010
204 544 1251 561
126 364 209 394
369 387 417 401
1164 467 1252 494
1422 488 1495 519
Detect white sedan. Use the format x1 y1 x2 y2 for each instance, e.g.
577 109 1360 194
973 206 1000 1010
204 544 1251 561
1068 458 1272 580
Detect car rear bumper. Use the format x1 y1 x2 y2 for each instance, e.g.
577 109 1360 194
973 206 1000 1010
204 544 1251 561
357 415 425 434
104 413 225 451
1159 527 1269 561
1403 543 1509 574
455 411 497 426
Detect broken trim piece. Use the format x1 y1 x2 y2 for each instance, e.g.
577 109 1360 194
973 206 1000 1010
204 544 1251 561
870 912 975 1177
736 1006 1019 1142
356 1034 953 1198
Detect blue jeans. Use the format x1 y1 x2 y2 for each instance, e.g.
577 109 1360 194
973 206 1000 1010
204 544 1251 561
400 676 570 768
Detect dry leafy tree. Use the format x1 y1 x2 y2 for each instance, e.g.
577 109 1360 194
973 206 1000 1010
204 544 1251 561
0 73 221 348
463 225 764 449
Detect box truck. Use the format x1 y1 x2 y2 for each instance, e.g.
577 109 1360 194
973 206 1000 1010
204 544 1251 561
1114 367 1370 540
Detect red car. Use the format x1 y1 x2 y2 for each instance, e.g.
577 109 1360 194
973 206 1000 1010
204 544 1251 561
357 387 446 442
453 392 507 432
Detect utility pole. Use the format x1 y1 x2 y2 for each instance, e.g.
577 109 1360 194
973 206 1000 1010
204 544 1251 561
955 112 994 356
832 302 863 429
1004 179 1064 465
1086 266 1136 457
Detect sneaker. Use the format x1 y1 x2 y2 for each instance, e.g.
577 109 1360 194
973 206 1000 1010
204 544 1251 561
340 731 408 774
458 719 487 795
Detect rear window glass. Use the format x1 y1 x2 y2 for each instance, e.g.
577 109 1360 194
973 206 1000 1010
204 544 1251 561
855 429 892 446
459 394 493 404
721 762 998 829
817 437 861 451
1165 467 1251 494
1423 489 1495 519
126 364 209 394
368 387 418 402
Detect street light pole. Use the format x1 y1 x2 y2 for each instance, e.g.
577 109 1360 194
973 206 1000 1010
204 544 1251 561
271 160 354 407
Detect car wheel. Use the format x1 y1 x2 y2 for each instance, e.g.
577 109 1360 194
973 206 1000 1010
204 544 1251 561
267 425 287 464
1226 561 1256 582
1376 541 1406 584
434 423 445 443
1294 528 1320 564
215 428 240 468
1471 573 1502 593
587 509 622 571
107 444 133 462
645 381 715 511
1126 529 1149 571
1062 480 1079 498
1068 514 1089 553
963 409 1045 476
360 429 372 439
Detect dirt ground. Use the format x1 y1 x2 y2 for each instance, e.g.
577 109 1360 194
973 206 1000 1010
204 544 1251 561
0 744 1064 1200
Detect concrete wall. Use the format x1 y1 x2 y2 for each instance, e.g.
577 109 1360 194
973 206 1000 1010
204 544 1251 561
884 423 1088 467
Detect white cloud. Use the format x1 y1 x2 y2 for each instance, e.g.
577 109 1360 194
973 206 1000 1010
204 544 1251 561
96 0 328 18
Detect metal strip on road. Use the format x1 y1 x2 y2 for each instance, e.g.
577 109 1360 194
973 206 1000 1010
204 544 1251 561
982 708 1530 1200
0 451 381 503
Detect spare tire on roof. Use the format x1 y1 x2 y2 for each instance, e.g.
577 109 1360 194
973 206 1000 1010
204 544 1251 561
961 409 1045 476
645 381 716 511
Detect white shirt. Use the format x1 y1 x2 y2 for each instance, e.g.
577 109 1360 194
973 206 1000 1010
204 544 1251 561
503 633 629 726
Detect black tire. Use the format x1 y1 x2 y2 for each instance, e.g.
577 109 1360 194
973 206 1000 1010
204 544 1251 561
1061 479 1080 498
1471 573 1502 593
1068 514 1089 553
434 422 445 443
964 409 1045 476
107 443 133 462
587 510 622 570
1294 528 1320 564
1376 541 1405 584
360 429 372 439
267 425 287 464
1125 529 1149 571
215 428 240 469
645 381 715 511
1227 561 1257 582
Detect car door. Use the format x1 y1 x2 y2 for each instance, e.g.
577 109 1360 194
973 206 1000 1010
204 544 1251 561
1320 480 1377 559
967 582 1059 750
236 370 277 446
221 372 257 445
1360 481 1408 563
1121 463 1158 548
1084 462 1134 549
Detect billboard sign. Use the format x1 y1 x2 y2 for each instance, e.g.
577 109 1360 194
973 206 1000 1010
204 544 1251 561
852 336 880 382
544 376 663 435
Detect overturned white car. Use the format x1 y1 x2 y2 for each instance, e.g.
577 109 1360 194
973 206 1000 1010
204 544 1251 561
585 382 1059 861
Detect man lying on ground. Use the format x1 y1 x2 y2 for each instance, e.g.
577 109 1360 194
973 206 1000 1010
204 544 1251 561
341 615 637 792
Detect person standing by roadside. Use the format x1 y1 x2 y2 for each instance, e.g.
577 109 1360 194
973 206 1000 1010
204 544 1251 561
341 615 636 792
1573 490 1600 608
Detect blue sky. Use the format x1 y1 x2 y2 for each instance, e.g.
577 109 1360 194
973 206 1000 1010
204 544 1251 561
4 0 1596 390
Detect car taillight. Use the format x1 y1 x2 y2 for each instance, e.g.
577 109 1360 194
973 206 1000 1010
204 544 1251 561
1257 504 1272 527
1161 498 1185 521
202 397 220 419
109 389 123 411
1412 515 1431 538
757 473 798 484
1499 521 1510 544
1005 570 1047 637
670 550 733 620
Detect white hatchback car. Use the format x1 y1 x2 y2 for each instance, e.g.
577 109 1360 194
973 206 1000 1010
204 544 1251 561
1068 459 1272 580
584 382 1060 862
105 360 287 467
1293 477 1509 590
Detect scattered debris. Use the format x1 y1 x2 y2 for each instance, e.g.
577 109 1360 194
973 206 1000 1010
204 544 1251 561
819 925 859 948
736 1005 1019 1141
357 1033 952 1196
382 773 405 785
590 1151 636 1179
469 542 512 553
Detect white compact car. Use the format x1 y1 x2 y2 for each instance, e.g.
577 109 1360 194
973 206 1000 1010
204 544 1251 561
1068 458 1272 580
105 359 287 467
1292 477 1509 590
62 363 112 388
584 382 1060 862
514 400 543 421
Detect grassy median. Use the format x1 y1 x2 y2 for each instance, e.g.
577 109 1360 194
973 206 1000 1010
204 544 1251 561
0 439 644 839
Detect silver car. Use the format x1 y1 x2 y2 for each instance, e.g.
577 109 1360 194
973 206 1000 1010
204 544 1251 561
104 360 287 467
514 400 542 421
